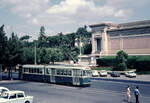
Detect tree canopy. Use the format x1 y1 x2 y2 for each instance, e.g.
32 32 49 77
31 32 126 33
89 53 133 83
115 50 128 71
0 25 8 65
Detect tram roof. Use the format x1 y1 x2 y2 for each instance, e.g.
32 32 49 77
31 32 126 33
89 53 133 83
22 64 91 70
22 65 45 68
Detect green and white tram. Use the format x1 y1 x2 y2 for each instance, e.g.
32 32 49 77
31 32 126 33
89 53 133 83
21 64 91 86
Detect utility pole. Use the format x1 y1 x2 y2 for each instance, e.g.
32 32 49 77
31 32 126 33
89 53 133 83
34 41 37 65
80 35 81 57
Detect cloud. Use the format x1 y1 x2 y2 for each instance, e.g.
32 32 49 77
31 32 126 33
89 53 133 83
106 0 150 8
32 18 39 24
46 0 89 15
1 0 51 17
1 0 149 36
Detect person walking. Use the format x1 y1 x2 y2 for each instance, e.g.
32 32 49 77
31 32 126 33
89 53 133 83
134 86 141 103
127 85 131 103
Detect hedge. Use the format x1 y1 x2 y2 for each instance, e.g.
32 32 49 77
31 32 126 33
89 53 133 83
97 56 150 71
135 56 150 71
96 56 116 67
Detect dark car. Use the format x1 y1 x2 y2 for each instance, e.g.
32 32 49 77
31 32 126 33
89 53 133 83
111 71 120 77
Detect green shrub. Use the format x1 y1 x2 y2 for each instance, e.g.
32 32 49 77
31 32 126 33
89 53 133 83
97 56 116 67
127 56 137 69
135 56 150 71
97 55 150 71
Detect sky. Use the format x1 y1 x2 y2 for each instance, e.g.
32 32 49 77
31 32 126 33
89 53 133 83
0 0 150 40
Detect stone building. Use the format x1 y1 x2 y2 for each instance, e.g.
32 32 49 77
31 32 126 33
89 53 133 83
79 20 150 65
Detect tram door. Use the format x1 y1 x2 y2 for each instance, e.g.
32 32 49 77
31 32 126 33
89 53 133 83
50 68 55 83
73 69 80 85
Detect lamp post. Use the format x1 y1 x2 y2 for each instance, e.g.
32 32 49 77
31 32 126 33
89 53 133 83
34 41 37 65
80 34 81 58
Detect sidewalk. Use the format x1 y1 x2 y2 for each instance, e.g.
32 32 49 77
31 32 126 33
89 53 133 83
92 74 150 84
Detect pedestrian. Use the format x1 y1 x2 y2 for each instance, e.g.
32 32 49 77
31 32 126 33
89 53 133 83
134 86 141 103
126 85 131 103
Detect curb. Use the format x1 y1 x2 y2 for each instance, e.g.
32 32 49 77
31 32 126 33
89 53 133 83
91 77 150 85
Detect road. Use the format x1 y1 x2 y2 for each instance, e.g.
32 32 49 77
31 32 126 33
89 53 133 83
0 80 150 103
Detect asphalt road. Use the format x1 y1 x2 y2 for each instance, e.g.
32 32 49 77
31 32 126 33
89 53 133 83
0 80 150 103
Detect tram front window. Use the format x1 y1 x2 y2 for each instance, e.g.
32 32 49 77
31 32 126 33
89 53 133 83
83 70 91 76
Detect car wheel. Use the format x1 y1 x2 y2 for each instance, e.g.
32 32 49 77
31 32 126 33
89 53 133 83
25 101 30 103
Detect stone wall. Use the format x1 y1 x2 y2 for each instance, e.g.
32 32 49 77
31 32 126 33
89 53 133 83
108 35 150 55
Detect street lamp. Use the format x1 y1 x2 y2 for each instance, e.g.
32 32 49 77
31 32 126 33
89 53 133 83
34 41 37 65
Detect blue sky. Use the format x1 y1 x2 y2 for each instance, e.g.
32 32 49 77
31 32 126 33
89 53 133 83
0 0 150 40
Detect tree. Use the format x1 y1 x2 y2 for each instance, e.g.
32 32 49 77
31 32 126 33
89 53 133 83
21 47 34 64
7 32 23 79
20 35 30 41
47 48 63 64
20 35 31 48
40 48 50 64
76 27 87 45
0 25 8 67
115 50 128 71
82 43 92 54
39 26 46 40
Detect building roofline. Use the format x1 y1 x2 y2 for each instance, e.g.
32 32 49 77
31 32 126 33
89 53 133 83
89 23 117 28
89 20 150 28
118 20 150 27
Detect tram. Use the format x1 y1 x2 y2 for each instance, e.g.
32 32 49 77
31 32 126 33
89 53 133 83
21 64 91 86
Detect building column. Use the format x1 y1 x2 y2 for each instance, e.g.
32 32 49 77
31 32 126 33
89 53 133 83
92 32 96 54
101 28 108 55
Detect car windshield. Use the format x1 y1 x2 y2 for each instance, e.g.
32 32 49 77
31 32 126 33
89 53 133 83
129 72 134 73
101 70 106 73
1 93 9 99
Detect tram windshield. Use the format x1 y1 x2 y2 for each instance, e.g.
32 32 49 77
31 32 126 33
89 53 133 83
83 70 91 76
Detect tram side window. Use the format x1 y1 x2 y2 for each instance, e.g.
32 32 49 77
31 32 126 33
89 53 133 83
57 69 60 75
33 69 36 73
37 69 39 74
60 70 64 75
64 70 67 75
24 68 29 73
76 70 82 76
56 69 72 76
29 68 32 73
39 69 43 74
46 68 51 75
67 70 72 76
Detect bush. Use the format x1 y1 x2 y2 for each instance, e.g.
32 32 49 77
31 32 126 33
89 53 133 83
135 56 150 71
97 55 150 71
97 56 116 67
127 56 137 69
115 50 128 71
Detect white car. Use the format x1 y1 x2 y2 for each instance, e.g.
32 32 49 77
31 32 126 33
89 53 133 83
125 71 136 78
99 70 107 77
92 70 99 77
0 87 9 97
0 90 33 103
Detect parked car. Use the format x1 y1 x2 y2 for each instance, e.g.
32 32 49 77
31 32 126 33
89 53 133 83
111 71 120 77
92 70 99 77
0 87 9 97
0 90 33 103
99 70 107 77
125 71 136 78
